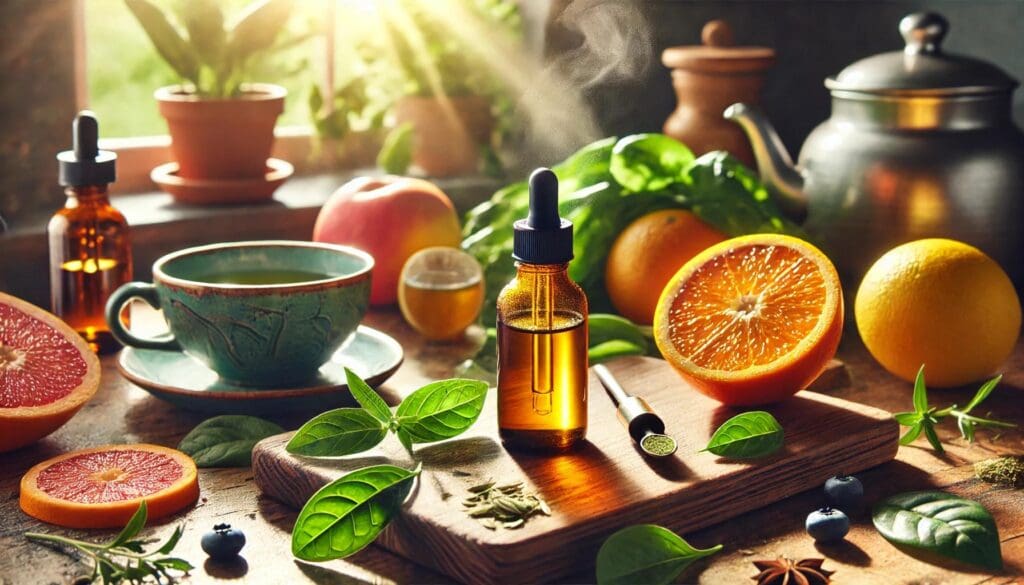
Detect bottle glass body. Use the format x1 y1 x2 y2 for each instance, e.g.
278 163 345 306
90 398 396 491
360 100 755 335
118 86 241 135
496 262 588 451
48 185 132 353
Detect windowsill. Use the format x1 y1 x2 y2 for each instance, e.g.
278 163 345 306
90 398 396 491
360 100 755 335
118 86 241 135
1 170 500 307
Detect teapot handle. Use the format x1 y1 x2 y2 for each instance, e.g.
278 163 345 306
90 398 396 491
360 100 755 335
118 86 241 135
901 12 948 55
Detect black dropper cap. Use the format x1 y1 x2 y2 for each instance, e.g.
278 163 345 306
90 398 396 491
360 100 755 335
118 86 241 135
512 168 573 264
58 111 116 187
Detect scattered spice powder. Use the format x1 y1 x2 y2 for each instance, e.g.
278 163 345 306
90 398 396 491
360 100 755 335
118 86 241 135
975 456 1024 488
462 480 551 530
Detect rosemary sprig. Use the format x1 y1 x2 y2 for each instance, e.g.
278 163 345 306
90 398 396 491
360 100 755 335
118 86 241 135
25 501 192 584
894 366 1015 454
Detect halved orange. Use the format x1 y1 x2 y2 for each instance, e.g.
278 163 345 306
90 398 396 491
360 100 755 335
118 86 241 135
20 444 200 528
0 291 101 452
654 234 843 405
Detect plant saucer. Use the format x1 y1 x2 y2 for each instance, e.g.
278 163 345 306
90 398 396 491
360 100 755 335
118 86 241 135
116 325 402 415
151 157 293 205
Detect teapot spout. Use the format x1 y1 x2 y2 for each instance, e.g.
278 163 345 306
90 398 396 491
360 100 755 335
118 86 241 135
724 103 808 221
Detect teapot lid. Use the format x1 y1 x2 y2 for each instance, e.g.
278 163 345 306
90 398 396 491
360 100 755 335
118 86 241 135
662 20 775 73
826 12 1018 96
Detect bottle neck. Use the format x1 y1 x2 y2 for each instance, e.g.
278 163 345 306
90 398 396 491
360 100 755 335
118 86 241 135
515 262 569 276
64 184 110 205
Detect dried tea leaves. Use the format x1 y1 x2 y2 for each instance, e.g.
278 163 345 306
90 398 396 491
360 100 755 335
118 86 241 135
462 480 551 530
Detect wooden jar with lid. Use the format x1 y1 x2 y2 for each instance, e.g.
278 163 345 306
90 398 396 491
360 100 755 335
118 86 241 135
662 20 774 166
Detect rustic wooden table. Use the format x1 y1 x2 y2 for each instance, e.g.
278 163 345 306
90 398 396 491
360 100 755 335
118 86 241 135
2 309 1022 584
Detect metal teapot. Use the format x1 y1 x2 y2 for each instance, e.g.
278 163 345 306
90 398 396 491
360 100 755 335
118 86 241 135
725 12 1024 288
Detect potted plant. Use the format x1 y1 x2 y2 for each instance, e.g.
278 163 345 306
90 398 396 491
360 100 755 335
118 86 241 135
126 0 296 181
312 0 519 178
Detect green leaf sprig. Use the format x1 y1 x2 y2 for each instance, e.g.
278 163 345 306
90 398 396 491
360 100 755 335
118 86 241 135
894 366 1014 454
286 369 487 458
596 524 722 585
25 502 192 584
703 411 784 459
290 370 488 563
178 415 284 467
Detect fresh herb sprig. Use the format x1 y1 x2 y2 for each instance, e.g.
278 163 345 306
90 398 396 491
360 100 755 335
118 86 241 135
25 502 191 585
290 370 489 562
286 368 487 458
894 366 1014 454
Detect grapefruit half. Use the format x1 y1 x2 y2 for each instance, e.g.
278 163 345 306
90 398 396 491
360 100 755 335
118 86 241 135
20 444 200 528
0 291 100 452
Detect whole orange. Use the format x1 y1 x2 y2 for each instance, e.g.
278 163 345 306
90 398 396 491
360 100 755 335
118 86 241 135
606 209 726 324
313 176 462 305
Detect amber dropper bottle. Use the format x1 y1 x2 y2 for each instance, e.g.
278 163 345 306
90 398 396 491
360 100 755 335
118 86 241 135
48 111 132 354
497 168 589 451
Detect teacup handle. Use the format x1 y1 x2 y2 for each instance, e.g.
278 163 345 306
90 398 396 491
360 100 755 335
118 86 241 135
105 282 180 351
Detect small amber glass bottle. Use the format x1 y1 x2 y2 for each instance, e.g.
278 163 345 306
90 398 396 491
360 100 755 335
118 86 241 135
49 111 132 354
497 169 588 451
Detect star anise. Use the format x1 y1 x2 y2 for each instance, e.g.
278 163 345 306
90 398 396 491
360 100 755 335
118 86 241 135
751 557 834 585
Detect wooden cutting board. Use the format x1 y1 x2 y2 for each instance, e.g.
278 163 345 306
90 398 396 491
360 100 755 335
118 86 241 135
253 356 897 584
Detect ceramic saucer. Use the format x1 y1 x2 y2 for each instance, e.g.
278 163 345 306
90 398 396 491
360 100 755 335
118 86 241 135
117 325 403 415
151 158 293 205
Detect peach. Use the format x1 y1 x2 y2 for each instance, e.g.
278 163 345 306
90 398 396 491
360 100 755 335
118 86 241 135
313 176 462 305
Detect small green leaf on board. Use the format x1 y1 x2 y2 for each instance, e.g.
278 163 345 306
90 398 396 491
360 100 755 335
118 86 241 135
345 367 393 424
703 411 784 459
596 524 722 585
286 408 387 457
873 491 1002 570
395 379 488 444
291 464 419 561
178 415 285 467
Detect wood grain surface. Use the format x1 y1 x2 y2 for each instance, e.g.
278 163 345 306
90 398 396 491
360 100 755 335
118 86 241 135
1 308 1022 585
252 357 897 584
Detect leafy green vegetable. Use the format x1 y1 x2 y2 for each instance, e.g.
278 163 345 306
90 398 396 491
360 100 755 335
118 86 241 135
291 465 419 561
596 524 722 585
377 123 414 174
703 411 784 459
873 491 1002 569
345 367 393 424
394 379 488 444
178 414 285 467
286 408 388 457
463 134 806 322
894 366 1013 453
26 502 192 584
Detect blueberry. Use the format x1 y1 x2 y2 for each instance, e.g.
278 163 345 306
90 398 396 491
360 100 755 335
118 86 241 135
201 523 246 560
805 507 849 542
823 474 864 510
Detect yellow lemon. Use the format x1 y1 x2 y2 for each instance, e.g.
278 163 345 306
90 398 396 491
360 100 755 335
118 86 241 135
855 238 1021 387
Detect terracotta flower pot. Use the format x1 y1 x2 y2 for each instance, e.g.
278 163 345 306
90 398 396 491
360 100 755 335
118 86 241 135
156 83 286 180
394 95 494 177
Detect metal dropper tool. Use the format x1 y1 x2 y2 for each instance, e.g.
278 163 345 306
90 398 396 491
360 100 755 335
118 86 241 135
593 364 677 457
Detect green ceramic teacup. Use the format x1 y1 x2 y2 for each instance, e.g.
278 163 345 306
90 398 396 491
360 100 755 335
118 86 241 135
106 240 373 387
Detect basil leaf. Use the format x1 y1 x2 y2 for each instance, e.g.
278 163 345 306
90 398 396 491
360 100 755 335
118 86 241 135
703 411 783 459
873 491 1002 570
286 408 387 457
178 415 285 467
109 502 148 548
596 524 722 585
344 368 393 424
291 464 418 561
394 379 488 444
610 134 693 192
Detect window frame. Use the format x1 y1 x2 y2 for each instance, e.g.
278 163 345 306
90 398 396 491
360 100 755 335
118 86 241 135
72 0 334 194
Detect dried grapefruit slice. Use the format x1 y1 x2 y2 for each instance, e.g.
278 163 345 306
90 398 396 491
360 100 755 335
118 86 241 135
0 291 100 452
654 234 843 405
20 444 200 528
